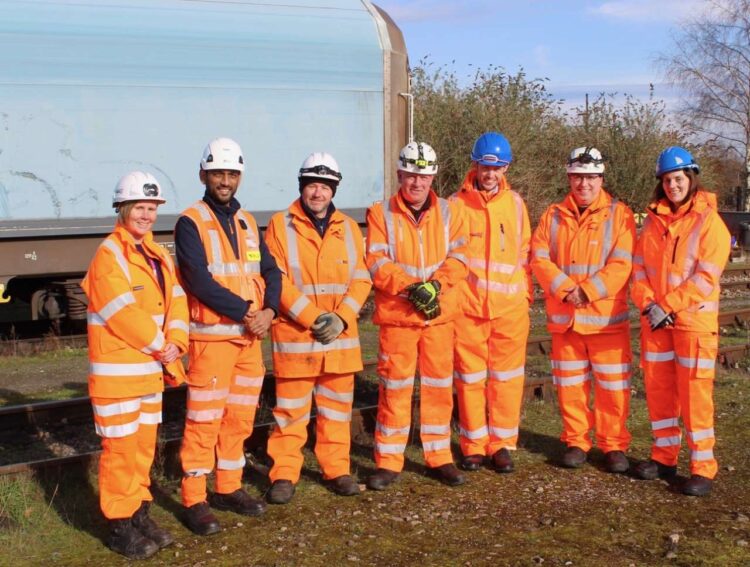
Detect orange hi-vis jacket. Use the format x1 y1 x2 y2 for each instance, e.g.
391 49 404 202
631 191 729 333
531 189 636 335
366 190 469 326
451 170 532 318
180 200 265 341
82 224 189 398
265 200 372 378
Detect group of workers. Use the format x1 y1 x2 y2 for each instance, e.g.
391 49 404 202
82 134 729 559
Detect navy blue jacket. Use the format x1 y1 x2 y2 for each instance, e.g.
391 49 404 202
175 191 281 322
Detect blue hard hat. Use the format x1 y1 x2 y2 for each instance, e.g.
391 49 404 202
655 146 700 178
471 132 512 166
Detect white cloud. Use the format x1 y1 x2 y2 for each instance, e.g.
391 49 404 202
588 0 710 23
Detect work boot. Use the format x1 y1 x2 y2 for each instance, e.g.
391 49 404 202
634 459 677 481
107 518 159 560
366 468 400 491
561 446 587 469
267 480 295 504
132 501 174 549
682 474 713 496
209 488 266 516
326 475 360 497
492 448 514 473
427 463 466 487
604 451 629 474
182 502 221 536
460 454 484 472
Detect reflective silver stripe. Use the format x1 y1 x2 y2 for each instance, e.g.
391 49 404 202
217 456 246 470
227 393 259 406
95 420 139 438
369 256 391 275
688 274 714 295
598 200 617 270
243 261 261 274
99 291 136 321
275 412 311 429
421 424 450 435
596 379 631 391
139 411 162 425
189 388 229 402
87 312 105 326
448 251 468 264
382 204 397 262
591 362 631 374
688 300 719 313
552 359 589 371
697 260 722 277
644 351 675 363
652 417 679 430
92 398 141 417
377 442 406 454
589 274 607 298
489 366 524 382
168 319 189 333
276 393 313 410
343 296 362 312
353 269 371 280
368 243 390 253
439 198 451 256
288 295 313 320
207 230 223 270
454 369 486 384
468 272 521 294
272 337 360 353
299 283 350 296
142 392 162 403
423 438 451 452
141 329 166 355
189 322 245 336
398 261 441 279
468 258 516 274
688 428 714 442
316 406 351 422
654 435 681 447
420 376 452 388
553 373 590 387
184 468 212 477
235 374 263 388
315 385 354 403
343 219 358 282
207 262 242 276
152 314 165 326
549 210 560 262
668 273 683 288
549 314 572 324
562 264 590 276
459 425 488 439
376 422 410 436
676 356 715 370
173 284 186 297
490 426 518 439
90 361 162 376
575 311 629 326
534 249 550 259
193 201 213 221
550 272 568 294
691 449 714 461
379 375 415 390
610 248 632 260
186 408 224 422
102 239 131 283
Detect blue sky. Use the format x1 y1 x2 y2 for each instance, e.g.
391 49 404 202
376 0 710 109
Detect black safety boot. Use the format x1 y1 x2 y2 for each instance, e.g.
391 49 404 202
427 463 466 486
132 501 174 549
108 518 159 560
182 502 221 536
326 475 360 496
492 448 515 473
604 451 629 474
366 468 400 491
460 454 484 472
682 474 713 496
634 459 677 480
209 488 267 516
267 480 296 504
561 446 587 468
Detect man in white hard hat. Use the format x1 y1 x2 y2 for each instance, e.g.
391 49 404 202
175 137 281 535
262 152 372 505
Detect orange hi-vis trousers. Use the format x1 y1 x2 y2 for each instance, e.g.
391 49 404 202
550 329 632 453
92 393 162 519
454 311 530 457
267 373 354 483
374 323 455 472
640 326 718 478
181 340 265 507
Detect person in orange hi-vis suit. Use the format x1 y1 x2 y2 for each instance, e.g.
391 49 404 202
531 147 635 474
263 152 372 505
175 138 282 535
81 171 188 560
365 141 469 491
631 146 730 497
450 132 532 474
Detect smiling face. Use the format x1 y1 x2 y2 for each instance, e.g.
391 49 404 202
200 168 241 205
301 181 334 218
661 169 692 207
568 173 603 207
474 163 508 191
397 170 434 208
121 200 158 243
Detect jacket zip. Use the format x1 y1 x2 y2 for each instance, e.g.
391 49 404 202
500 223 506 252
418 228 426 281
672 236 680 264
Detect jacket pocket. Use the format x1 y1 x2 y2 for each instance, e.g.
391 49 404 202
695 334 718 380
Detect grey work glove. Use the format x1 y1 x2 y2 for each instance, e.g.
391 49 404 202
311 312 346 344
643 302 675 331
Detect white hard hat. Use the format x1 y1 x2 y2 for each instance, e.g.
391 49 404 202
566 146 605 174
200 137 245 172
112 171 165 208
398 141 438 175
298 152 342 183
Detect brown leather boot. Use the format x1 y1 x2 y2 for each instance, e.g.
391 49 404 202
182 502 221 536
366 468 400 491
427 463 466 486
209 488 267 516
492 448 514 473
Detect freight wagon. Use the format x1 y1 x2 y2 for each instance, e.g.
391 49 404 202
0 0 409 332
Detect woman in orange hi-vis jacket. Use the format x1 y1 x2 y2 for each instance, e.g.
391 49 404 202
531 147 636 475
365 141 469 491
81 171 188 560
450 132 533 474
631 147 730 497
263 153 372 505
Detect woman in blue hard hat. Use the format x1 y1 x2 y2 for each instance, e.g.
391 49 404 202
631 147 730 496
